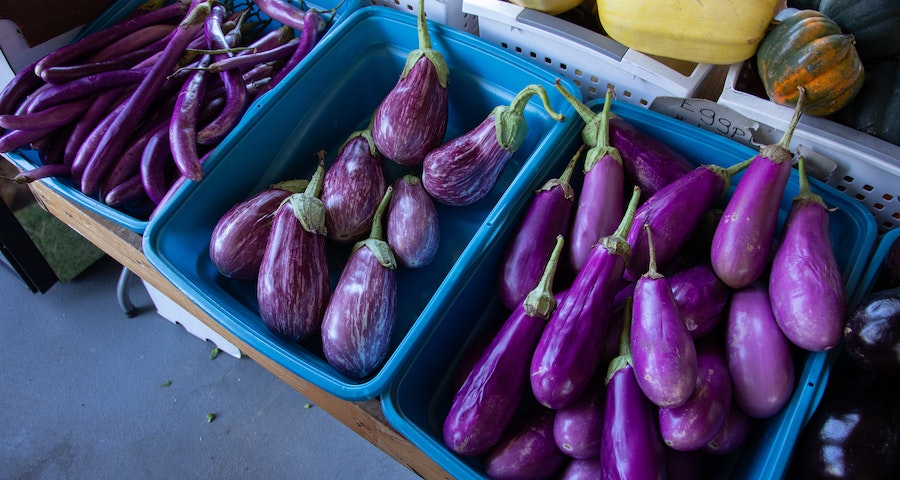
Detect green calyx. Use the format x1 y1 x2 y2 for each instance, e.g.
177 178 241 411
270 178 310 194
401 0 449 88
605 297 634 385
351 186 397 269
492 84 565 153
795 154 826 207
340 118 379 158
523 235 564 320
286 152 327 235
554 82 621 172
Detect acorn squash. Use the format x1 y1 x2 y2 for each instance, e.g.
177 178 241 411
819 0 900 60
833 59 900 146
756 9 865 116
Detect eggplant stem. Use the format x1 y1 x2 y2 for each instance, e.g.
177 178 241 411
612 186 641 241
605 297 634 384
507 84 564 122
524 235 565 319
306 150 327 197
558 144 584 186
369 186 392 241
776 86 805 151
643 223 662 278
725 157 754 177
554 78 595 125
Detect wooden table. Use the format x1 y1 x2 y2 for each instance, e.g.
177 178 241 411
23 177 451 480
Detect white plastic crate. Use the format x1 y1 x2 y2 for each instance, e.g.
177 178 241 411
366 0 479 34
718 61 900 233
462 0 714 105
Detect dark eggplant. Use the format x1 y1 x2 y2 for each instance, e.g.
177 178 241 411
552 371 605 459
321 124 388 244
443 237 565 457
711 88 804 289
769 155 846 352
483 405 569 480
608 113 694 198
631 224 698 408
844 286 900 377
422 84 564 206
561 457 601 480
321 187 397 379
704 403 752 455
257 158 330 342
668 262 730 338
386 174 439 268
498 146 580 310
209 179 308 281
372 0 449 166
530 187 641 410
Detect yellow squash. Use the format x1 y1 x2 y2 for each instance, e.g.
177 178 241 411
509 0 584 16
596 0 781 64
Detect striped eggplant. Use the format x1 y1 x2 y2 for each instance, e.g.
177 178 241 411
769 155 846 352
530 187 641 410
443 236 565 457
483 404 569 480
631 224 698 408
257 159 330 342
422 83 564 206
386 174 439 268
321 124 387 244
554 83 625 272
321 187 397 379
608 113 694 198
711 88 805 289
498 146 580 310
209 179 308 281
668 262 731 339
372 0 448 166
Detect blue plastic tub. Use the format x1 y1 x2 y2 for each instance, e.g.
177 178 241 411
143 6 581 400
2 0 360 234
381 99 878 479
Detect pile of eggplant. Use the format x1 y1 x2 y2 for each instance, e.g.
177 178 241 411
443 85 853 479
208 0 565 379
0 0 329 218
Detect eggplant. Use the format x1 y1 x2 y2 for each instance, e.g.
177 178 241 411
710 88 805 289
600 300 668 480
386 174 439 268
844 286 900 377
372 0 449 166
443 236 565 457
631 224 698 408
483 404 569 480
422 84 564 206
530 187 641 409
658 337 732 451
704 403 752 455
321 187 397 379
498 146 579 310
257 159 330 342
561 457 601 480
321 124 388 243
769 155 846 352
209 179 308 281
668 262 730 338
552 371 605 459
608 113 694 198
554 84 624 272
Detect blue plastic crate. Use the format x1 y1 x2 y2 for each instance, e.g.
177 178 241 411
381 100 877 480
142 6 581 400
3 0 361 234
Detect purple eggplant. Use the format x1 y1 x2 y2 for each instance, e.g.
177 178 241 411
624 157 753 282
321 124 388 243
631 224 698 408
608 114 694 198
530 187 641 409
658 337 732 451
727 282 796 418
554 84 625 272
209 179 309 281
668 262 731 338
600 300 668 480
704 403 752 455
372 0 449 166
422 84 564 206
497 145 580 310
386 173 439 268
561 457 602 480
711 88 805 289
321 187 397 379
552 372 605 459
257 159 330 342
443 236 565 456
769 155 846 352
483 405 569 480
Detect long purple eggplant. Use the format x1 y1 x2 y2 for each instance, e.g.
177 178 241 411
443 236 565 456
710 88 805 289
321 187 397 379
498 145 580 310
483 405 569 480
257 159 330 341
256 9 320 96
608 113 694 198
422 83 564 206
769 155 846 352
386 174 439 268
600 300 668 480
372 0 448 166
554 84 625 272
668 262 731 339
552 371 605 459
530 187 641 409
631 224 698 408
209 179 309 281
0 59 43 116
727 282 795 418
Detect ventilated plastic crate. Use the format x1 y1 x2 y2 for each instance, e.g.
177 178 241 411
718 61 900 234
143 6 580 400
382 99 877 480
462 0 714 105
366 0 478 34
